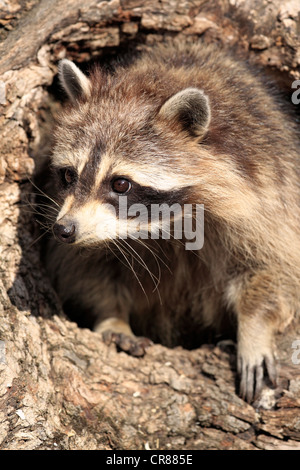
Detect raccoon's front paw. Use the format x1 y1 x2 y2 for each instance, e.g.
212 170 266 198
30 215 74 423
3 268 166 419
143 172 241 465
102 330 153 357
94 317 153 357
237 349 277 403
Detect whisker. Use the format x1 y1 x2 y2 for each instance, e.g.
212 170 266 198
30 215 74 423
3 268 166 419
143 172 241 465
127 237 163 291
136 237 172 274
27 177 60 207
106 239 134 271
20 201 58 213
121 238 160 283
120 238 163 304
19 208 57 221
112 238 149 304
27 226 53 249
34 218 54 230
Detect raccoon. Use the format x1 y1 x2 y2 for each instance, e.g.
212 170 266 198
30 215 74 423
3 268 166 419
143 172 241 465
44 41 300 403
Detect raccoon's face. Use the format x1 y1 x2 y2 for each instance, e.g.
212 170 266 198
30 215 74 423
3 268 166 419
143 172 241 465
51 59 211 246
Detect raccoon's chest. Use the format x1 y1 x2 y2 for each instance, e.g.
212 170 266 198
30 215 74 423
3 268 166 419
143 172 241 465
126 248 226 347
124 243 221 317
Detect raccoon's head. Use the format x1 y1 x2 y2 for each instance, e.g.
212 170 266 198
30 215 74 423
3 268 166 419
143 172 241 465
51 59 211 246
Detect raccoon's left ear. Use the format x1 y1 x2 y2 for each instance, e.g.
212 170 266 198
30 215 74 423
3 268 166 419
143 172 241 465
158 88 211 140
58 59 91 102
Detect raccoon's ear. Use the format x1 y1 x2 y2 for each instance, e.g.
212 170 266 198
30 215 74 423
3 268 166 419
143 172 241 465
58 59 91 102
158 88 211 140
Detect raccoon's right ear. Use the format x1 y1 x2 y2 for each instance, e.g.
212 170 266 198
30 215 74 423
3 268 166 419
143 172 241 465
158 88 211 140
58 59 91 102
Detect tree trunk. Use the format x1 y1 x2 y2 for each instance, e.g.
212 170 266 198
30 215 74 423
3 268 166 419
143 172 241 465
1 0 300 450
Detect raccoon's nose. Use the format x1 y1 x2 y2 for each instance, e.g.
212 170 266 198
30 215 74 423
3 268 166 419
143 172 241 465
53 222 76 244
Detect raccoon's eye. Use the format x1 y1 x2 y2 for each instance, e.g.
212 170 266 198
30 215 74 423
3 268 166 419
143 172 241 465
59 167 77 186
112 178 132 194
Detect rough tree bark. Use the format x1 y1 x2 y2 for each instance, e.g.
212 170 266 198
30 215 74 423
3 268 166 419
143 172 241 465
0 0 300 450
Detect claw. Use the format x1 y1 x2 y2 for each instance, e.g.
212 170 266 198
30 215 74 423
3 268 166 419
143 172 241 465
102 330 153 357
238 353 277 403
265 355 277 387
253 363 264 401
